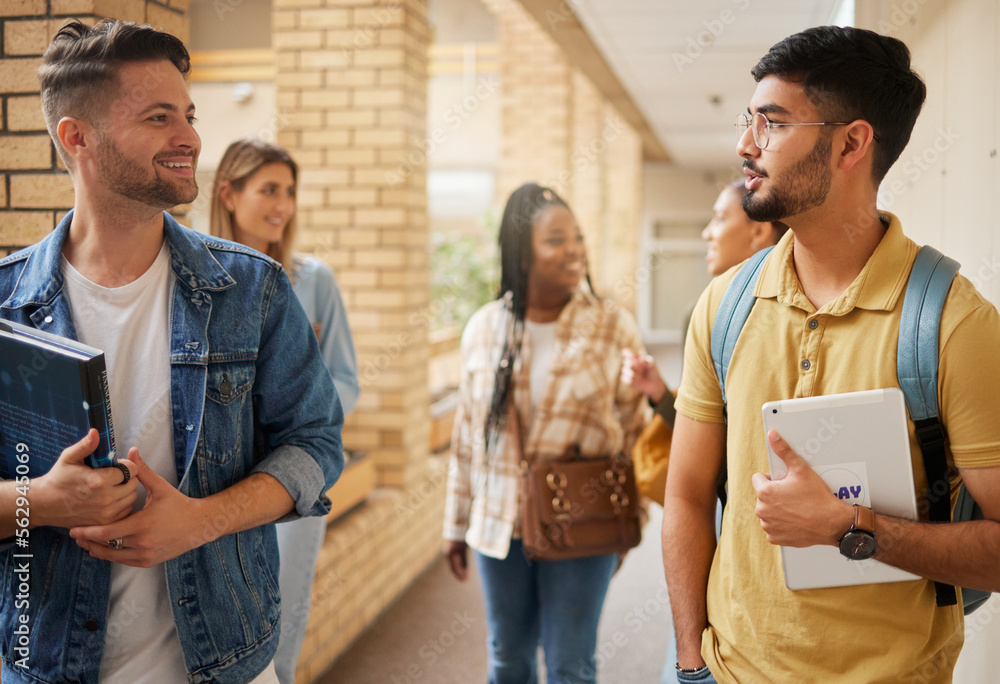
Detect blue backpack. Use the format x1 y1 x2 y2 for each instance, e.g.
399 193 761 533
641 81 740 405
710 244 989 615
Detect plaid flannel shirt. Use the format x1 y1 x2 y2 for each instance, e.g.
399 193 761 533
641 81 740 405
443 288 649 559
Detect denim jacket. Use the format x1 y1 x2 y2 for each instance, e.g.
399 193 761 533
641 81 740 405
0 212 344 684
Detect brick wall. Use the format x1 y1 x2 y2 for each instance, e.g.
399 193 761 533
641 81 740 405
601 104 642 312
0 1 189 256
273 0 432 490
486 0 571 202
296 457 448 683
481 0 643 312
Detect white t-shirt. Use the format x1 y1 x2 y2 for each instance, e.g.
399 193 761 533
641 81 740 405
63 242 280 684
63 242 188 682
525 320 558 411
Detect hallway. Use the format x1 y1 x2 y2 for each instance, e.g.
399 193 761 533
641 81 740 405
316 500 1000 684
320 507 674 684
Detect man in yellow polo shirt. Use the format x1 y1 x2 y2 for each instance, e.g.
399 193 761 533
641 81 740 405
663 25 1000 684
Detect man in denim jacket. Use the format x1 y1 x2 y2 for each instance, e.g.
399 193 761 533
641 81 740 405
0 20 343 684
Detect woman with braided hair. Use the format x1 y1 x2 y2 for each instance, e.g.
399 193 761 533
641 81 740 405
443 182 648 684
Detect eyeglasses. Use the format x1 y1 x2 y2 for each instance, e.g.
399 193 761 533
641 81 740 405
736 112 879 150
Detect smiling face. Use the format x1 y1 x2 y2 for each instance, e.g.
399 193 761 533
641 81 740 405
702 187 759 276
224 162 297 253
738 75 834 223
528 204 586 300
92 59 200 208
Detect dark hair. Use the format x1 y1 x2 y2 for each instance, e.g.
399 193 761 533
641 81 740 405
482 182 575 451
750 25 926 183
726 180 789 242
38 19 191 165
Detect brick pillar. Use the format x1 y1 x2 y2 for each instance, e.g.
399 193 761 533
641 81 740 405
0 1 190 256
567 68 606 293
273 0 431 488
482 0 642 313
484 0 571 202
601 102 642 312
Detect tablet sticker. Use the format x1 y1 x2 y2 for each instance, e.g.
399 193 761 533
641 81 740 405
813 461 871 507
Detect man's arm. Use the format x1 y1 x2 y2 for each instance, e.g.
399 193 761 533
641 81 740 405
662 413 726 670
754 431 1000 592
70 447 295 567
874 468 1000 591
1 430 138 539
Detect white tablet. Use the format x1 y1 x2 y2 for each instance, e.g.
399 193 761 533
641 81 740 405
761 388 921 590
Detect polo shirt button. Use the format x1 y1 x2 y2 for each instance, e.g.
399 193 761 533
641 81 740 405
84 619 99 632
808 319 819 329
801 359 811 370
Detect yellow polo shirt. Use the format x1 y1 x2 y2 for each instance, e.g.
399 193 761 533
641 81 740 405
676 213 1000 684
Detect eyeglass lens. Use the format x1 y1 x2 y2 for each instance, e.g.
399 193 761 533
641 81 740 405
736 113 770 149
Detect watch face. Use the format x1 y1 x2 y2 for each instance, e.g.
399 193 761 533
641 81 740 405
839 531 877 560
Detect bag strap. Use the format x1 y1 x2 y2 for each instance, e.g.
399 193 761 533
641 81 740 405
711 246 774 408
897 245 960 607
710 247 774 509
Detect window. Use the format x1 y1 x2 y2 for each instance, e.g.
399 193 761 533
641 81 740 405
638 215 712 345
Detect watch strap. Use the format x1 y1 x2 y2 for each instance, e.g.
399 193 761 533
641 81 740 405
853 505 876 535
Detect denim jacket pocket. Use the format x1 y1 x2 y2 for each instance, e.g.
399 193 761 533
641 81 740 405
201 360 256 464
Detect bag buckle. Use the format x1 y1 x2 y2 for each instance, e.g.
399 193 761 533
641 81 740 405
546 471 567 491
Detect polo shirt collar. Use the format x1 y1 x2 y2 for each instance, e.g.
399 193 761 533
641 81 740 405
755 211 917 315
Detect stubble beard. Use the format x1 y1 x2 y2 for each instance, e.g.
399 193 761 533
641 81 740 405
96 131 198 209
743 134 833 223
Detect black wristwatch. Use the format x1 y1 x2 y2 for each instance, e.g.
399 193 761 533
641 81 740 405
838 504 877 560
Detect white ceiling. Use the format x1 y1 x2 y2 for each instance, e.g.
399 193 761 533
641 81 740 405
571 0 850 169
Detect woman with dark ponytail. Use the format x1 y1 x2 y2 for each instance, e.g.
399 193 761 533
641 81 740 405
443 182 648 683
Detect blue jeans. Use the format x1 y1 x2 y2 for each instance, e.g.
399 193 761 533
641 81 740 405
672 665 719 683
273 515 327 684
475 540 618 684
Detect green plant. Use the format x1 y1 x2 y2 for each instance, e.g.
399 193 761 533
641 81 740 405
429 214 499 332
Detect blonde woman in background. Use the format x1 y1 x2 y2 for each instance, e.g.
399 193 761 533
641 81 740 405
210 139 360 684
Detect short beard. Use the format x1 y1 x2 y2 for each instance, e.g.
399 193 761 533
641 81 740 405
743 133 832 223
96 130 198 209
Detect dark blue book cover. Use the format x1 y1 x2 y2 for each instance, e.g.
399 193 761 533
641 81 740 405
0 320 116 479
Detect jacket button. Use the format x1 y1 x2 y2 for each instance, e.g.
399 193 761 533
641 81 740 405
801 359 811 370
84 619 99 632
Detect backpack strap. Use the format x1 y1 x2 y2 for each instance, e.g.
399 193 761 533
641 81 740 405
711 246 774 407
897 244 960 607
710 246 774 509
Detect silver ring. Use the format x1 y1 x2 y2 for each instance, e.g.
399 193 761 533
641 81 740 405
107 537 124 550
112 462 130 486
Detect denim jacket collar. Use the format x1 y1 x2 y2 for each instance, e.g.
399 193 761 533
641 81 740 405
1 210 237 313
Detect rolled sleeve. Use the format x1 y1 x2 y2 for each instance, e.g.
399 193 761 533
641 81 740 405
254 267 344 519
252 444 331 519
